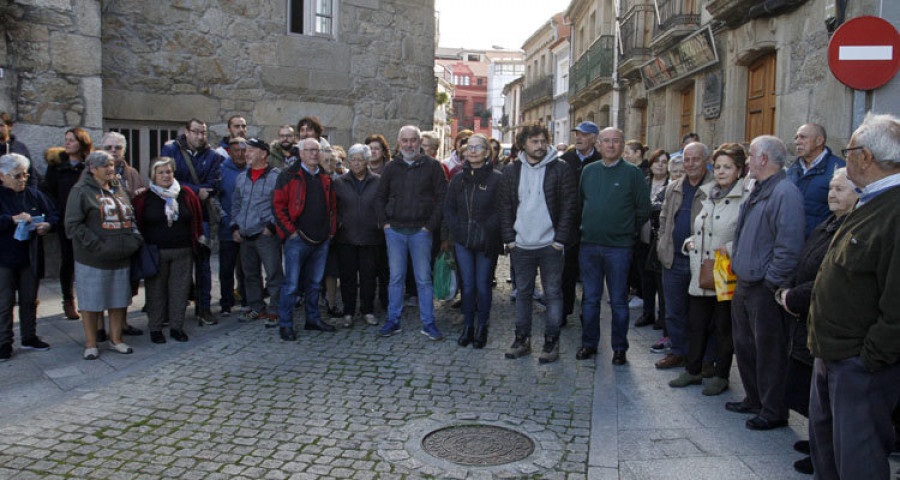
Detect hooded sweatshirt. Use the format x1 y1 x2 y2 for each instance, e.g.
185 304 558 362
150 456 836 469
514 149 558 249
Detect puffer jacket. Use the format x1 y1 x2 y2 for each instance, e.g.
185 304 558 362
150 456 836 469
686 177 750 296
657 170 714 269
374 153 447 233
230 165 280 238
497 154 577 248
786 147 845 237
444 162 503 255
64 174 142 269
42 151 85 219
334 171 383 246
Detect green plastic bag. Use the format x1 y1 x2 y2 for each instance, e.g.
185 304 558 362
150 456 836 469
433 251 458 301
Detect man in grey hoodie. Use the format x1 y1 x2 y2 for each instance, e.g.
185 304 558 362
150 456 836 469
498 124 577 364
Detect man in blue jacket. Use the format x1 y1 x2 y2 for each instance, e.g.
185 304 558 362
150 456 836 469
787 123 845 237
217 137 248 317
161 118 224 326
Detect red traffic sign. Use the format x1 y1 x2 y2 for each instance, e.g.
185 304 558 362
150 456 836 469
828 15 900 91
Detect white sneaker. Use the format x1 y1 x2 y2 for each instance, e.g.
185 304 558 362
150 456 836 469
108 341 133 354
342 314 353 328
364 314 378 325
628 297 644 308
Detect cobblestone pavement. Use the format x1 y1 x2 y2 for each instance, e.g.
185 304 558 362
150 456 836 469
0 255 897 479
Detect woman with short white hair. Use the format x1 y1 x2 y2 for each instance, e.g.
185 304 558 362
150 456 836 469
0 154 58 361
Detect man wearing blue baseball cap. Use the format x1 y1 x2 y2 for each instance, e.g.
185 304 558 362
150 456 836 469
559 121 602 327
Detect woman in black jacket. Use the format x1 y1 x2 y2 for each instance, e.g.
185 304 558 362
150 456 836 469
775 167 857 475
42 128 91 320
444 134 502 348
334 144 383 327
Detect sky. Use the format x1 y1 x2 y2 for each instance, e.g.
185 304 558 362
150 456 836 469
435 0 572 51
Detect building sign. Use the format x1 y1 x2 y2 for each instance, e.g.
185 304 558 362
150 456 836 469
702 70 723 119
640 26 719 91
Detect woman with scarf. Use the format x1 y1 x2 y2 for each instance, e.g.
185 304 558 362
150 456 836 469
65 151 143 360
443 133 502 349
133 157 203 344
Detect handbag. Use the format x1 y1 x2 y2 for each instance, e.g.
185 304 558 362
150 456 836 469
130 243 160 282
697 218 715 290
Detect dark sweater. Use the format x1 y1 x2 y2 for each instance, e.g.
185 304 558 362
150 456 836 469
579 159 650 247
42 152 85 219
139 193 194 250
297 167 329 244
808 186 900 372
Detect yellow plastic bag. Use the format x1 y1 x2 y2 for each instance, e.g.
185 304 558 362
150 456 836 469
714 250 737 301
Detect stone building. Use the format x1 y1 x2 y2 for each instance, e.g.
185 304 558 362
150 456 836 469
0 0 436 174
501 75 524 145
520 13 565 131
565 0 617 133
550 32 571 144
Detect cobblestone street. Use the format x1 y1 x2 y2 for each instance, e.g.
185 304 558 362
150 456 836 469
0 255 896 479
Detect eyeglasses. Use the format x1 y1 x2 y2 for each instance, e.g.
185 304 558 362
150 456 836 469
467 144 487 152
102 145 125 151
12 173 29 180
841 146 864 158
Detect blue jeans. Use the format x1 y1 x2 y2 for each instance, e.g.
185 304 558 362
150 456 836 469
454 244 496 328
278 236 329 328
662 255 691 356
511 245 564 338
580 243 632 351
384 227 435 327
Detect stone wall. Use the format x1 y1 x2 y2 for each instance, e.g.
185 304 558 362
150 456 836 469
101 0 436 147
0 0 104 173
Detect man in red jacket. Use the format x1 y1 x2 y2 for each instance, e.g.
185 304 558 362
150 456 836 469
272 137 337 340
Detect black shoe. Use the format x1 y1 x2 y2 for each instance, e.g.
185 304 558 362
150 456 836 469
279 327 297 341
575 346 597 360
611 350 627 365
560 316 568 328
304 321 336 332
96 329 108 343
793 440 810 454
123 324 143 336
327 304 344 318
169 329 189 342
745 416 788 430
635 313 654 327
0 343 11 361
150 331 166 344
473 325 488 349
725 401 760 414
793 456 813 475
21 337 51 351
457 325 474 347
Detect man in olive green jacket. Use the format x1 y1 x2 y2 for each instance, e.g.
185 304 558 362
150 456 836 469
807 112 900 480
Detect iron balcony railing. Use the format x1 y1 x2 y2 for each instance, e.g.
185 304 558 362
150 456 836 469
521 75 554 109
620 5 653 60
569 35 615 98
652 0 700 37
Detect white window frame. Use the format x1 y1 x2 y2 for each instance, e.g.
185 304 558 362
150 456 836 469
287 0 339 40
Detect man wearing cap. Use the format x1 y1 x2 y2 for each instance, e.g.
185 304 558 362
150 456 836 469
272 137 337 340
217 137 249 317
559 121 603 327
231 138 283 327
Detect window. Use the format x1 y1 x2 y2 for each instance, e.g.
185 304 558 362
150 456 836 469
474 102 484 115
289 0 338 39
107 123 182 174
477 78 483 86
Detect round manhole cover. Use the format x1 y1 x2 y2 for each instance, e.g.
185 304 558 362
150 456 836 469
421 424 535 466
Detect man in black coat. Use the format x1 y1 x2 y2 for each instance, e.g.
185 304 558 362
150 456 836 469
559 121 602 325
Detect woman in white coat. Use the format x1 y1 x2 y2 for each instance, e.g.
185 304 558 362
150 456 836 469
669 143 750 395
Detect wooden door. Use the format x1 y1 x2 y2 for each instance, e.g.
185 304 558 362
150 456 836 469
680 86 694 142
746 53 777 140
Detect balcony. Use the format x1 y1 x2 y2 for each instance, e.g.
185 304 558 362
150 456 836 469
569 35 615 106
650 0 701 52
704 0 757 27
521 75 554 111
618 4 654 79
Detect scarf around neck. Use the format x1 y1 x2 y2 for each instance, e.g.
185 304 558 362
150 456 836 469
150 179 181 226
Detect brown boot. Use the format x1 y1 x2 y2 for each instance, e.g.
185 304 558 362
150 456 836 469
63 300 80 320
654 353 686 369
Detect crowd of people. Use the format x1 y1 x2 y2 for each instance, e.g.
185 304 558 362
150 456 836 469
1 109 899 478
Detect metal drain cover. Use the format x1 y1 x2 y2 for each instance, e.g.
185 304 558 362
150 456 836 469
421 424 535 466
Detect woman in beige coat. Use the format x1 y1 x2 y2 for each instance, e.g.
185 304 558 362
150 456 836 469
669 143 750 395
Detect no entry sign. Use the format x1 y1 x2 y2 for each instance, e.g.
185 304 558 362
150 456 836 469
828 16 900 91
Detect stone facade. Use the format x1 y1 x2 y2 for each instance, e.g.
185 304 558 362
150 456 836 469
1 0 436 172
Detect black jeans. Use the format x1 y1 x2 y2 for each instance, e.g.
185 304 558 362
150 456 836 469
58 230 75 302
375 244 389 310
511 246 564 338
0 266 38 346
218 239 245 310
562 242 580 318
337 243 378 316
686 295 733 378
